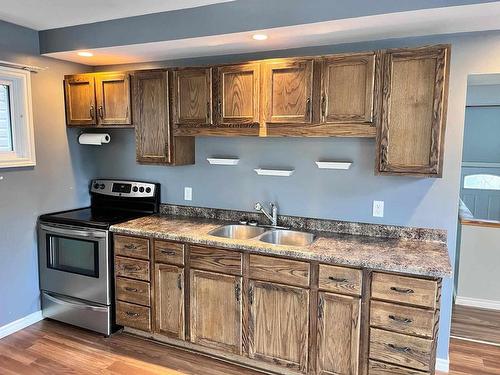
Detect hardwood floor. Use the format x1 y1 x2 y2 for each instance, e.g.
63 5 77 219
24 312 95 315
451 304 500 345
0 319 499 374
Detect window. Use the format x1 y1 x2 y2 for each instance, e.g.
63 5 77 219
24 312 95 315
463 174 500 190
0 66 35 168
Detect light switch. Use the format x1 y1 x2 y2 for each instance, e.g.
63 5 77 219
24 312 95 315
373 200 384 218
184 187 192 201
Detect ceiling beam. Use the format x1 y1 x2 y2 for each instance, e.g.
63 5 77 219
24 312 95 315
39 0 499 54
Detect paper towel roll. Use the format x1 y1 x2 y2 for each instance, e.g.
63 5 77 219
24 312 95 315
78 133 111 146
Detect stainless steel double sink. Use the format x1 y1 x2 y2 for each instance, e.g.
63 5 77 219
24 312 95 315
208 224 315 247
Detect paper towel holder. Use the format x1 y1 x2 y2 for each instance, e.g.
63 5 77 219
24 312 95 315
78 132 111 146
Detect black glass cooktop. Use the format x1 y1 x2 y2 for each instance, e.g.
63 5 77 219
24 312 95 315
39 207 145 229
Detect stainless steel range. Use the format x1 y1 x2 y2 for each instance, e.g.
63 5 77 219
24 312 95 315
38 179 160 335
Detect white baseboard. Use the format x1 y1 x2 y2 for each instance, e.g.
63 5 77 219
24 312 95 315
455 296 500 310
436 357 450 373
0 311 43 339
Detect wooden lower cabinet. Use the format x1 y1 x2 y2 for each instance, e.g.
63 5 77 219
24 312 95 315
317 292 361 375
190 269 242 355
155 264 185 339
248 280 309 374
113 237 443 375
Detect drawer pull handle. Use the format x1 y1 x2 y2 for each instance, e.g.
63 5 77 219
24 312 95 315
124 287 139 293
390 286 414 294
160 249 176 256
125 311 140 318
124 244 137 250
388 344 412 353
389 315 413 324
123 265 140 271
328 276 349 283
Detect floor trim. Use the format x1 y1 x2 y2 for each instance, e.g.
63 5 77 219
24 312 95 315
436 357 450 373
455 296 500 310
0 311 43 339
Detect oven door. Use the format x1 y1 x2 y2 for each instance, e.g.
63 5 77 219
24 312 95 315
38 222 110 305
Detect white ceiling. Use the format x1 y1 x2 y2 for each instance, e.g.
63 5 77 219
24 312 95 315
45 3 500 66
0 0 234 30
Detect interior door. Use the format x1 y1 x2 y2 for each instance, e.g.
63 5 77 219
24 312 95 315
173 68 213 127
317 292 361 375
190 269 242 354
248 280 309 373
215 63 260 125
263 59 314 124
155 264 185 339
95 73 131 125
64 74 96 126
321 53 375 124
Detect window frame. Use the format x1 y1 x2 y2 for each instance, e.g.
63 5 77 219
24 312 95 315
0 66 35 168
463 173 500 191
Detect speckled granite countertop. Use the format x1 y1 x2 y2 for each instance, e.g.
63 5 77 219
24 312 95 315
110 214 452 278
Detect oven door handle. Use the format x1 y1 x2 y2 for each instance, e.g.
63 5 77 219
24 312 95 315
40 224 107 239
44 293 108 312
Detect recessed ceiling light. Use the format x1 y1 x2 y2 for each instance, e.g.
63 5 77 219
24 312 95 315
252 34 268 41
77 51 93 57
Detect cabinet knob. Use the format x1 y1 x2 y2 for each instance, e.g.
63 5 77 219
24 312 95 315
177 274 183 290
390 286 414 294
389 315 413 324
321 94 326 120
89 105 95 119
98 105 104 119
305 97 311 118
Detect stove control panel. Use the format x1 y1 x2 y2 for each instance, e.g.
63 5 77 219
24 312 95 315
91 179 157 198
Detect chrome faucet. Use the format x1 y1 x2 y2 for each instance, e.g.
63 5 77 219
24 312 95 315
254 202 278 227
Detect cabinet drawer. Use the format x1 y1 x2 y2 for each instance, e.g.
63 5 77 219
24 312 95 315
249 254 310 287
115 256 150 281
371 273 438 309
369 328 433 372
318 264 362 295
114 235 150 260
154 240 184 266
370 301 436 338
369 360 429 375
116 301 151 331
116 277 150 307
190 245 242 276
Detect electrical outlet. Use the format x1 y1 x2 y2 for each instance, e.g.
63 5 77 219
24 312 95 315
373 200 384 218
184 187 192 201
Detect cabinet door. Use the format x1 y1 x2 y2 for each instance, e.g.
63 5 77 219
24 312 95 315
317 292 361 375
215 63 260 125
64 74 96 126
248 280 309 373
378 45 449 177
132 70 171 164
321 53 375 124
173 68 212 127
155 264 184 340
190 269 242 354
263 59 314 124
95 73 132 125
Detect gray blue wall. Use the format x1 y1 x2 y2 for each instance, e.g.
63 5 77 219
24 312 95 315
0 20 94 326
90 30 500 362
463 84 500 163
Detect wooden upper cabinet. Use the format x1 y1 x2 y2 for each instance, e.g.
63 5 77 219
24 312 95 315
64 74 96 126
248 280 309 373
190 269 242 355
377 45 449 177
95 73 132 125
317 292 361 375
320 53 376 124
263 59 314 124
132 70 194 166
215 63 260 125
132 70 171 164
155 264 185 339
173 68 213 127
